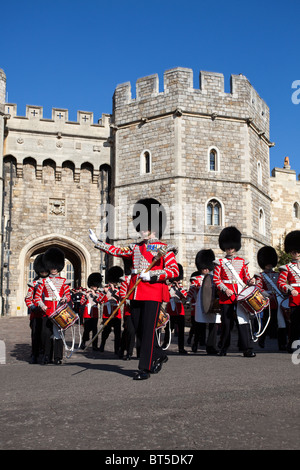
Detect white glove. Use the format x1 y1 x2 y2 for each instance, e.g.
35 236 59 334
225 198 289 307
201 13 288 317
89 229 99 244
140 270 151 282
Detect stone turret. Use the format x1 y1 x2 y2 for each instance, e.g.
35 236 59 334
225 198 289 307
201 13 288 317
112 67 273 277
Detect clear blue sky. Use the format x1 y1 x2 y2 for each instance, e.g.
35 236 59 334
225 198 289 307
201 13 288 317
2 0 300 175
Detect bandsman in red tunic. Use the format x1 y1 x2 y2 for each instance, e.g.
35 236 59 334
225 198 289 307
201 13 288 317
80 273 106 351
277 230 300 352
255 246 287 350
99 266 123 355
213 226 256 357
25 254 49 363
89 198 179 380
163 264 188 354
34 247 71 364
194 249 220 355
186 271 201 345
119 258 136 360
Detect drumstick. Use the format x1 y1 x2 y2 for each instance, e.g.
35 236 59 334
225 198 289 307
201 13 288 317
83 245 168 351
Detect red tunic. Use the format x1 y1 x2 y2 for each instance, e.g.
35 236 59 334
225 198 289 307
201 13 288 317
213 256 251 304
34 275 71 316
278 262 300 307
166 282 187 316
80 290 106 319
119 275 131 316
25 279 44 320
102 284 121 319
95 239 179 302
186 275 204 317
255 271 279 310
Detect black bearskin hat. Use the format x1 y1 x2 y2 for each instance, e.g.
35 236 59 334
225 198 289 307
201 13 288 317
195 249 215 271
173 263 183 281
106 266 124 284
132 198 166 239
33 254 48 275
42 247 65 272
284 230 300 254
219 226 241 252
190 271 200 281
257 246 278 269
87 272 103 288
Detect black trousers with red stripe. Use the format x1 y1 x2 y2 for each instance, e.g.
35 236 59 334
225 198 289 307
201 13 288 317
130 300 163 371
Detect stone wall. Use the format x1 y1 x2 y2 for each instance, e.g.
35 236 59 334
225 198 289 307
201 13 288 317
270 163 300 250
3 105 112 316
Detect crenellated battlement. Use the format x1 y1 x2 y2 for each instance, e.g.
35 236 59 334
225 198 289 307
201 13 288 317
4 104 111 131
113 67 269 137
3 104 112 170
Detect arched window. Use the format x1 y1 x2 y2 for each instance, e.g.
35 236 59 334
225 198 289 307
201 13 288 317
208 147 220 172
140 150 151 175
257 161 262 185
259 208 266 235
207 199 222 226
293 202 300 219
61 260 75 288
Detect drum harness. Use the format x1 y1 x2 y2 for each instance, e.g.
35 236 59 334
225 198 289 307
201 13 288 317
46 277 82 358
223 259 270 342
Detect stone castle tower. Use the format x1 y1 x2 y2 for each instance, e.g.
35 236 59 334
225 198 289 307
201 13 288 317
112 67 273 278
0 66 278 316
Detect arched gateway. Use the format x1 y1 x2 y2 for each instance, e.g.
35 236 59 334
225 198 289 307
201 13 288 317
12 234 91 316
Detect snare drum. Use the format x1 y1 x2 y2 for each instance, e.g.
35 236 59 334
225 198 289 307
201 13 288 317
237 286 269 315
280 298 291 323
50 303 79 330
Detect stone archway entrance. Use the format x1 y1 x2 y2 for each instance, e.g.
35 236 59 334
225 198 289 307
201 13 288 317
28 245 82 288
13 234 91 316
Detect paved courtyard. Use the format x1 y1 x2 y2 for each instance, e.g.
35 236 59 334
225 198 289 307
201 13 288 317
0 316 299 453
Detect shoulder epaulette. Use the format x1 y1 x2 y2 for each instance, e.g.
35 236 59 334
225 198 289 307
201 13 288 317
278 265 288 271
166 244 178 255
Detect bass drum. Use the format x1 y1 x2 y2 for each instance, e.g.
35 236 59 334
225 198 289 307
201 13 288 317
200 274 220 315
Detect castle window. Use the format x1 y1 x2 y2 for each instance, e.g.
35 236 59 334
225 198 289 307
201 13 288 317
257 161 262 185
140 150 152 175
259 208 266 235
208 147 220 172
28 260 35 283
207 199 222 226
293 202 300 219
